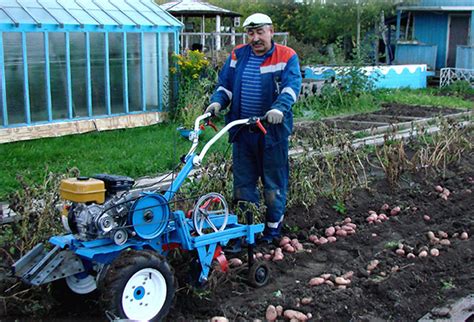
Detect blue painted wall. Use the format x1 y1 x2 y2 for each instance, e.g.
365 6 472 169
395 44 438 70
304 65 433 89
456 46 474 69
413 12 448 69
417 0 474 6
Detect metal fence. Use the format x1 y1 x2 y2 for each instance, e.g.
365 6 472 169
180 32 289 52
439 68 474 88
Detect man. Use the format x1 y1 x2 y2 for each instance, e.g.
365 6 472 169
205 13 302 244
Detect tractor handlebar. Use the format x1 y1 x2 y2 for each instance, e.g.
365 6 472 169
187 114 267 165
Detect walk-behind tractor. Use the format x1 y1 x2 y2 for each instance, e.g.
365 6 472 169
11 113 271 321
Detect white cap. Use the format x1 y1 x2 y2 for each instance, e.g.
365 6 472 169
243 13 272 29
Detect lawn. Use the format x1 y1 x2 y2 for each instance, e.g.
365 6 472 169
0 122 228 199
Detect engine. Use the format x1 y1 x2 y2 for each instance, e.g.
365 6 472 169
60 174 136 243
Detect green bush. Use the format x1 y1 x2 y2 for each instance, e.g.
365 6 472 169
171 50 217 128
441 80 474 96
294 65 378 119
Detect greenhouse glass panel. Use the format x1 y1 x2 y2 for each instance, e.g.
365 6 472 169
144 33 157 110
0 10 14 24
69 9 99 25
121 0 147 11
19 0 40 7
161 33 170 110
88 10 118 26
127 32 141 112
3 32 25 125
4 8 35 24
37 0 62 9
107 0 134 11
139 11 168 26
90 32 106 116
92 0 116 11
122 11 152 26
48 8 79 25
74 0 100 10
70 32 87 118
27 32 47 123
49 32 68 120
0 78 3 125
109 32 124 114
29 8 57 24
57 0 82 10
106 10 135 26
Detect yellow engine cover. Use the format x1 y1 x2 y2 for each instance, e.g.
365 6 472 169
60 177 106 204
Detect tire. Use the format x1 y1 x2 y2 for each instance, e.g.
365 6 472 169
99 250 175 321
50 274 99 313
248 261 270 288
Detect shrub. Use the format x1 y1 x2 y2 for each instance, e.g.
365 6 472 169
294 65 377 119
441 80 474 96
171 50 217 128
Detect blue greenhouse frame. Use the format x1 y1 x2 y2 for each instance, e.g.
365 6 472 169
0 0 182 128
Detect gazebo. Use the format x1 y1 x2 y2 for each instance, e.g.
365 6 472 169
160 0 241 51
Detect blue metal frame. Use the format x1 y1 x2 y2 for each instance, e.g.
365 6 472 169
44 32 52 122
123 32 129 113
104 32 111 115
0 23 179 33
140 32 146 111
21 32 31 124
45 139 264 283
0 32 8 126
49 210 264 282
85 32 92 117
471 10 474 46
2 109 163 128
65 32 73 119
157 32 162 112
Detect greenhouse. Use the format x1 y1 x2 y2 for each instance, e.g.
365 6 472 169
0 0 182 142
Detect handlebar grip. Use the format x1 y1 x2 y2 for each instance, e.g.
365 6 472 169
207 120 218 132
256 119 267 135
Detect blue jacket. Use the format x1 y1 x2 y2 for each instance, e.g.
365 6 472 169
210 42 302 147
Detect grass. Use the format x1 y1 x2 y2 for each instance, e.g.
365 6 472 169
294 92 380 120
384 241 400 249
0 122 229 199
375 88 474 109
440 278 456 290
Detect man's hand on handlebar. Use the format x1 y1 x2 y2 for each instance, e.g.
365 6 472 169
264 109 284 124
205 102 222 116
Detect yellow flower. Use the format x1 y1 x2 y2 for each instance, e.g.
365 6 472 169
170 67 177 74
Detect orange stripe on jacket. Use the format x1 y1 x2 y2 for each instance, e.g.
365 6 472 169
261 44 296 67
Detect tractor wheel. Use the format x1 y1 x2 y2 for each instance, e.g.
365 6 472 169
99 250 175 321
248 261 270 288
50 273 99 312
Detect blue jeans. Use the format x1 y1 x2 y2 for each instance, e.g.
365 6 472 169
232 130 289 236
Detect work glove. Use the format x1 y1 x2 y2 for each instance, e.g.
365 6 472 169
265 109 284 124
205 102 222 116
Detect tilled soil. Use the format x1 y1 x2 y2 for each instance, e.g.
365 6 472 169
1 104 473 322
168 145 474 321
295 104 469 133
